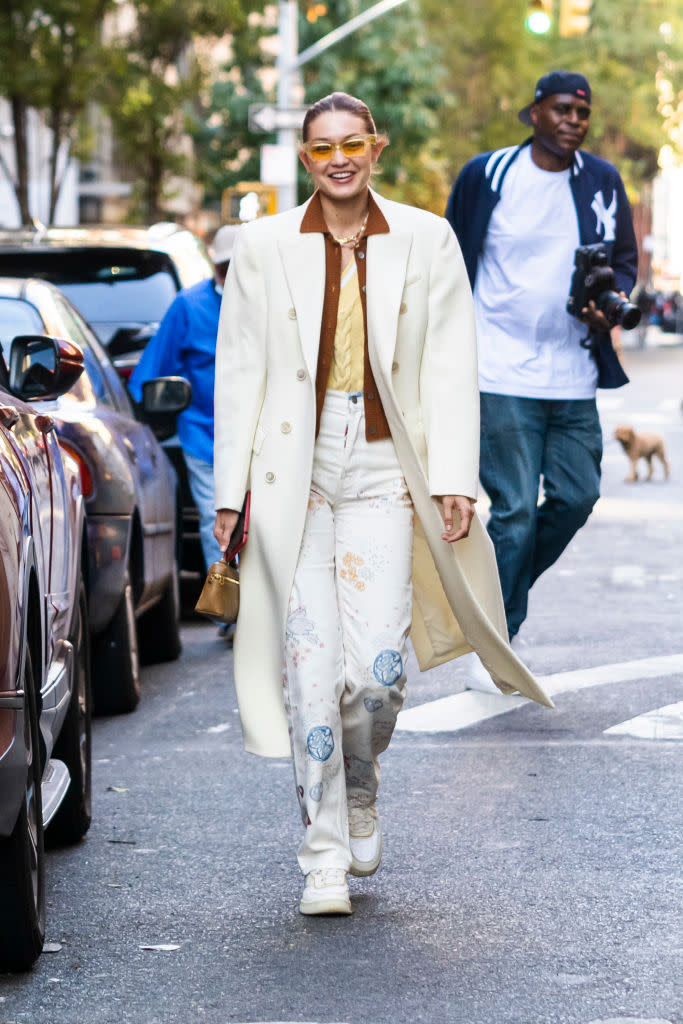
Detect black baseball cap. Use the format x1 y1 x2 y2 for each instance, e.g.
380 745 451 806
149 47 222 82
518 71 591 125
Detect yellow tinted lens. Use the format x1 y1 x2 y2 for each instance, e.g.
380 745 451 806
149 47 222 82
340 138 367 157
310 143 334 161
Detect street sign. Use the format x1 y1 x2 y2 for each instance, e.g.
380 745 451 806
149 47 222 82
249 104 307 134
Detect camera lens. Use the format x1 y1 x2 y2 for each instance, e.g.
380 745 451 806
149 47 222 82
598 291 642 330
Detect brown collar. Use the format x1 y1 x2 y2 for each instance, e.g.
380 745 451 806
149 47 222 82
300 190 390 238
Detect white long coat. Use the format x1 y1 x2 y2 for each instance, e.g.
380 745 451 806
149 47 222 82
214 190 552 758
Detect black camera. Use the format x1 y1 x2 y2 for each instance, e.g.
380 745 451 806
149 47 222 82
567 244 641 330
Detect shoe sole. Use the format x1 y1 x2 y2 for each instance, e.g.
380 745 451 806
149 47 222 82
349 822 382 877
299 896 353 915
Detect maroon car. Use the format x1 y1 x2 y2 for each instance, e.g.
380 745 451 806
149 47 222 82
0 332 90 971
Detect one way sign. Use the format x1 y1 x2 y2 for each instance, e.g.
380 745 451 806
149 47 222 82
249 104 308 134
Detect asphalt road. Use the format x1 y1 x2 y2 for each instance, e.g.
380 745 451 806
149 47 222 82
1 345 681 1024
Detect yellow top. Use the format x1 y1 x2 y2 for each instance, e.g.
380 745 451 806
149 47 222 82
327 259 365 393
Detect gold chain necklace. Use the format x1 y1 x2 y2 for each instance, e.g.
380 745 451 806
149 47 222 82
331 209 369 248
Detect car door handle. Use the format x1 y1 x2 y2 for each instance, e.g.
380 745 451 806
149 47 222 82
123 437 137 463
35 414 55 433
0 406 19 429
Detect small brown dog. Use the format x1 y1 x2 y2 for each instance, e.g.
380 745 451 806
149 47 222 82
614 425 670 482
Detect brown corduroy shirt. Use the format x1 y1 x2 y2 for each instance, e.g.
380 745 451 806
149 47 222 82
300 190 391 442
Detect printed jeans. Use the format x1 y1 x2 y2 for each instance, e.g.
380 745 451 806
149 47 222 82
283 391 413 875
479 393 602 639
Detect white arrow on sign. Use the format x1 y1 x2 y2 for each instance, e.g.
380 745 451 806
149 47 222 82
249 104 308 134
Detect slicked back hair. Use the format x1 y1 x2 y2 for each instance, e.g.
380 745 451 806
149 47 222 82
302 92 377 142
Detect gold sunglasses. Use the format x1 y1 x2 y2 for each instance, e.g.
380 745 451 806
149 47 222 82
302 135 378 162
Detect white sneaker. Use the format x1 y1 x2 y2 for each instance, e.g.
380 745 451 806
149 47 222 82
299 868 352 916
461 652 501 694
348 807 383 877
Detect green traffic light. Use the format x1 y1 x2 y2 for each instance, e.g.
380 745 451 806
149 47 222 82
526 1 552 33
526 10 551 32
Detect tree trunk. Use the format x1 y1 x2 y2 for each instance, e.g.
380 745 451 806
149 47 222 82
144 150 164 223
48 107 64 225
11 96 32 225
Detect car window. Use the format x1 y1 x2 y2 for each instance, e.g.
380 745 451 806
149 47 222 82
0 296 44 364
52 292 136 415
60 272 178 328
0 249 180 342
50 292 122 409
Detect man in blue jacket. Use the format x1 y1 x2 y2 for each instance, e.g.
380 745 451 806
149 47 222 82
445 71 638 684
130 224 241 578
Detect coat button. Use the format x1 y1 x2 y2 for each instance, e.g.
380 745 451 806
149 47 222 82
281 421 292 434
362 285 366 292
392 361 399 372
368 426 377 436
366 392 375 401
357 251 365 260
399 302 407 315
296 368 307 380
265 471 276 483
288 307 297 319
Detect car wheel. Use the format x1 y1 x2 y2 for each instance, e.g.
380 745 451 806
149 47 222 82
91 568 140 715
138 559 182 665
0 644 46 971
48 582 92 844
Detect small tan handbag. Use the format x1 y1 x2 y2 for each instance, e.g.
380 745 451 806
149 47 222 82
194 558 240 624
195 491 250 625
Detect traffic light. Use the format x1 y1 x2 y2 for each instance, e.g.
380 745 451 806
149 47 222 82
306 3 327 22
525 0 552 34
559 0 592 36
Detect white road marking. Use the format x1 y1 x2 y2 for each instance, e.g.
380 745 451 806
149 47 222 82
604 701 683 740
587 1018 675 1024
397 653 683 734
591 498 683 522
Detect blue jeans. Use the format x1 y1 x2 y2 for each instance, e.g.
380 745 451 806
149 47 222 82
183 452 222 573
479 394 602 639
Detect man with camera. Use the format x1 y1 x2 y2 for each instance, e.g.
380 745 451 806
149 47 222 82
445 70 638 683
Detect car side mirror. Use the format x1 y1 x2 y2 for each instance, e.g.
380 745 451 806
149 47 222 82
140 376 192 441
9 335 84 401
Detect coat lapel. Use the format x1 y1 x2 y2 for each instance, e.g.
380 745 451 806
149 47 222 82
277 234 326 382
365 230 413 379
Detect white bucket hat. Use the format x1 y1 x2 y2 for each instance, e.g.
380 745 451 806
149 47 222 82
209 224 241 264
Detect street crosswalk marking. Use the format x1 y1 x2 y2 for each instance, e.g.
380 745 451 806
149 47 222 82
604 700 683 740
592 498 683 522
397 653 683 734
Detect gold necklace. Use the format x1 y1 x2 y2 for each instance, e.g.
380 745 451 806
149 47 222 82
331 209 369 248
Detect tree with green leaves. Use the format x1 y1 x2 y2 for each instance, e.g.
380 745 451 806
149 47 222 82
0 0 114 224
417 0 683 199
192 0 452 215
100 0 264 222
190 6 277 209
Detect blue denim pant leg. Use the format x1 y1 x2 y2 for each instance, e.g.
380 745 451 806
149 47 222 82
531 398 602 585
479 394 546 639
479 394 602 639
183 451 222 573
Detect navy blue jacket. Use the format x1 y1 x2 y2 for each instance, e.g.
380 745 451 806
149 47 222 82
445 139 639 388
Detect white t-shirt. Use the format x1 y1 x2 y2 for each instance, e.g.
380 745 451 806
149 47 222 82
473 147 598 399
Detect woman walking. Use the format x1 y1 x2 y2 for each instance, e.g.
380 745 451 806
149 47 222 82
213 92 551 916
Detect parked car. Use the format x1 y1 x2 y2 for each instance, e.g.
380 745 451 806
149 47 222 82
0 330 90 970
0 277 192 716
0 223 214 588
0 222 213 376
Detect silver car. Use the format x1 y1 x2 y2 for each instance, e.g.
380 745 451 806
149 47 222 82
0 277 191 715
